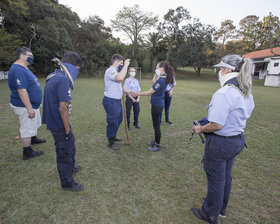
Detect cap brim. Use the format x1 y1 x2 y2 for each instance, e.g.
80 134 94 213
212 61 235 70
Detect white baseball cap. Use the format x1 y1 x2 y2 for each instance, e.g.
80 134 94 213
213 54 243 71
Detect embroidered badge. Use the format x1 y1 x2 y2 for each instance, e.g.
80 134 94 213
17 79 21 85
155 83 160 89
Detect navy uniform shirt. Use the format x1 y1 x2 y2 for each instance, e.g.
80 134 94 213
42 74 71 129
8 64 42 109
150 74 167 107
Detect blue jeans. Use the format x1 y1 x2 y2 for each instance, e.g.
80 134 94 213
160 91 172 122
201 134 246 221
102 96 123 139
50 128 76 187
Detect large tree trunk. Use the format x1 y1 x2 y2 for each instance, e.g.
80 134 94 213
194 66 201 76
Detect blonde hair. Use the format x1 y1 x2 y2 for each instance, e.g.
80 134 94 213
237 58 253 96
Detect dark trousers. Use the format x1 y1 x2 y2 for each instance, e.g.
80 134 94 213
160 91 172 122
151 105 163 144
125 95 140 127
102 96 123 139
201 134 246 221
50 128 76 187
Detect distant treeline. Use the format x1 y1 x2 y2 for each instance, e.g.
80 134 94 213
0 1 279 76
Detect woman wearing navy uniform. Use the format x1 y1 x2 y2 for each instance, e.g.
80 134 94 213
131 61 175 151
191 54 255 224
123 67 141 130
153 73 176 125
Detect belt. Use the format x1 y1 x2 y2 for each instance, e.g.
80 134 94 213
212 133 242 139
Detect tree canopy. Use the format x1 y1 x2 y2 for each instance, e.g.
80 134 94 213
0 1 279 76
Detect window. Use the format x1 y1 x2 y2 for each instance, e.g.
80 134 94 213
274 63 279 67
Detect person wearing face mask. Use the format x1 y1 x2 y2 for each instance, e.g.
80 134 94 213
42 51 84 192
191 54 255 224
102 54 131 150
123 67 141 130
153 70 176 125
131 61 175 151
8 46 46 160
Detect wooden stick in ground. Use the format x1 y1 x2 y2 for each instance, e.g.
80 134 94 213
122 93 130 144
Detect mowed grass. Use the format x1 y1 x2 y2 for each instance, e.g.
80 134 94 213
0 75 279 224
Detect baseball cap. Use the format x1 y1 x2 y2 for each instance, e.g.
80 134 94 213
213 54 243 71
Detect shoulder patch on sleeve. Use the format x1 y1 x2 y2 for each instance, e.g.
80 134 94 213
155 83 160 89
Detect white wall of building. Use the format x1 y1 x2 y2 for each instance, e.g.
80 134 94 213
267 58 280 75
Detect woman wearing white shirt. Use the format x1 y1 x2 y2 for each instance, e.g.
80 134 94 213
123 68 141 130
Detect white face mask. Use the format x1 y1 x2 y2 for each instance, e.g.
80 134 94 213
155 69 161 77
218 71 227 87
130 72 136 77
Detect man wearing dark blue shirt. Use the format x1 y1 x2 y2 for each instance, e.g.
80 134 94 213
8 46 46 160
42 51 84 192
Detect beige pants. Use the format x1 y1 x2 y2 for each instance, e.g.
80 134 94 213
10 104 42 138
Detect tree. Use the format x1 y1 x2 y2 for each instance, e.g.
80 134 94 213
0 28 24 70
215 19 236 53
239 15 259 52
182 19 216 76
111 4 158 58
256 12 280 49
158 6 191 61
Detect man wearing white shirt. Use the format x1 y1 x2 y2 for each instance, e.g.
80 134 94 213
102 54 130 150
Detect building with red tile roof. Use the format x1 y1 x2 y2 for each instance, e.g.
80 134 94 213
243 47 280 59
242 47 280 87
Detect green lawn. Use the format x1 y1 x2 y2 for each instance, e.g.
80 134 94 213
0 75 279 224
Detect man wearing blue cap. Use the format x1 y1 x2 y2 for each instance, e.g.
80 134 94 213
42 51 84 192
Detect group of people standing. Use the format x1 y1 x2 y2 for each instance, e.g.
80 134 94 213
103 54 176 151
7 47 255 224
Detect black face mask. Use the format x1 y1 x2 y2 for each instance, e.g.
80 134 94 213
26 56 34 65
118 64 124 72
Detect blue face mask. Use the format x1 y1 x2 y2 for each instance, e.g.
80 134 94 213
26 57 34 65
118 65 124 72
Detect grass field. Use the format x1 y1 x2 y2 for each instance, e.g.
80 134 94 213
0 73 279 224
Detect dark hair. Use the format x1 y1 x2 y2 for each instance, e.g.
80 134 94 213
158 61 174 85
112 54 124 64
62 51 84 68
16 46 32 60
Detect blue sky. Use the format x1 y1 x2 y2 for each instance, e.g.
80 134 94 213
59 0 280 42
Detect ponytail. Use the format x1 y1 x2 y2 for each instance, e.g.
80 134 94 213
159 61 174 85
237 58 253 96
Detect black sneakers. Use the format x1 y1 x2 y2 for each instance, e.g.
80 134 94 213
22 149 44 160
166 121 173 125
72 165 82 174
191 208 218 224
148 140 156 146
62 182 84 192
219 209 226 218
133 124 141 129
108 143 120 150
148 143 161 151
108 137 120 150
31 136 46 145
